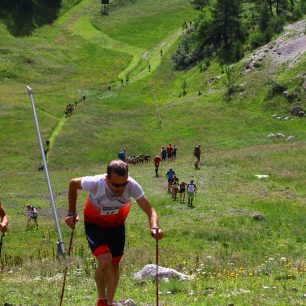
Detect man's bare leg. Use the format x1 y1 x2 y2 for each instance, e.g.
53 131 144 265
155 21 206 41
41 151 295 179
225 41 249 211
106 263 120 304
96 253 112 300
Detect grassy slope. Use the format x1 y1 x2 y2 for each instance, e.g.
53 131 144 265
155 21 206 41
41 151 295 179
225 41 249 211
0 0 306 305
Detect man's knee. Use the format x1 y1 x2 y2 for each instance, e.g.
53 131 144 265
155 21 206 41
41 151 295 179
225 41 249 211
97 253 113 270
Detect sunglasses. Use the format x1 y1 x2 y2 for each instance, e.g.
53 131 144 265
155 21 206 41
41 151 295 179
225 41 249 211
110 181 129 188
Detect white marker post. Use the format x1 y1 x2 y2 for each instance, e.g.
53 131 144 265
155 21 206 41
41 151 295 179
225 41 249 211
26 85 65 255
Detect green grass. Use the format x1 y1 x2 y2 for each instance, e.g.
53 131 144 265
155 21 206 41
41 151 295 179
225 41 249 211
0 0 306 305
91 0 198 49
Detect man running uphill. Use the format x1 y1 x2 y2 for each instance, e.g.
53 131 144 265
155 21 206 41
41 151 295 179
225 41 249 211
65 160 164 306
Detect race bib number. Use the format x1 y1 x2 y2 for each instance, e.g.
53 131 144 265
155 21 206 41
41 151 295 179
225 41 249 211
100 207 119 215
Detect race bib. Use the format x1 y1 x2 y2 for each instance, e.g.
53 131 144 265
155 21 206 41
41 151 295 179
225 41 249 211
100 207 119 215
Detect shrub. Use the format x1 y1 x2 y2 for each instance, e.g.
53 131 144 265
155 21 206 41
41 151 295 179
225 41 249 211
249 31 264 49
269 15 285 34
291 7 303 21
267 80 287 98
263 26 273 43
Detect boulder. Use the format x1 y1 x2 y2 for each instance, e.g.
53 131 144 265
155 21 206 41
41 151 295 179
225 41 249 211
117 300 137 306
255 174 269 179
287 135 296 141
275 133 286 138
253 214 265 221
134 264 193 281
291 102 304 116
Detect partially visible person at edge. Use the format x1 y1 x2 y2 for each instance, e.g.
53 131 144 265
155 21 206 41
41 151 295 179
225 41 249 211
65 160 164 306
0 201 9 233
194 144 202 169
154 155 162 177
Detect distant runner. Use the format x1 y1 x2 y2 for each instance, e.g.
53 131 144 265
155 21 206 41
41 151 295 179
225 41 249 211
172 145 178 161
187 180 197 208
172 176 179 201
154 155 162 177
161 146 167 162
117 149 126 162
166 144 172 162
166 168 176 193
193 145 202 169
26 205 38 229
179 181 186 203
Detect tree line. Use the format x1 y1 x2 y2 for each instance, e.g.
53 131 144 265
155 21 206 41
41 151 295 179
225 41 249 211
173 0 306 69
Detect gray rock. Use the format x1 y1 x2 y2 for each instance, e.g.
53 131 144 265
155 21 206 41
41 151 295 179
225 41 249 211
117 299 137 306
291 102 304 116
134 264 193 281
275 133 286 138
253 214 265 221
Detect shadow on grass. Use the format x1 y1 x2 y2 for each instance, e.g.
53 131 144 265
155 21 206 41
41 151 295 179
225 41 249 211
0 0 61 36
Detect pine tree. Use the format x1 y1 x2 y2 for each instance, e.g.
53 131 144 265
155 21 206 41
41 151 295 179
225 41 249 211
210 0 245 61
190 0 209 11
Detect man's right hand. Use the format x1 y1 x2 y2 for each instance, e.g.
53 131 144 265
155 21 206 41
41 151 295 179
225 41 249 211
65 214 79 230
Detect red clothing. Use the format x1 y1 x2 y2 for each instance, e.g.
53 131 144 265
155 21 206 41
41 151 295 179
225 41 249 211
154 156 162 165
84 195 131 228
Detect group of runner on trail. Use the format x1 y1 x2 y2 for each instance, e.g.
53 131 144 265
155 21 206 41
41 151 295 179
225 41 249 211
165 169 197 207
153 144 177 177
117 149 151 165
160 144 178 162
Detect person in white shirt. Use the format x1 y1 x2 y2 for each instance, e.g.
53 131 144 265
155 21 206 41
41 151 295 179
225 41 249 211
187 180 197 208
65 160 164 306
26 205 38 229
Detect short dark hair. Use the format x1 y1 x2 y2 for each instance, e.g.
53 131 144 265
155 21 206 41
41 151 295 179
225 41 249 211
107 160 129 178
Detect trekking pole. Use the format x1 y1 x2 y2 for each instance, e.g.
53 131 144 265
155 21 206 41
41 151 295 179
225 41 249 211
26 86 65 256
59 230 74 306
0 233 4 259
155 239 159 306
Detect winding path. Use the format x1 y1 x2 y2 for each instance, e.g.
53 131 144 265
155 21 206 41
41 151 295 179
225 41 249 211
45 0 184 157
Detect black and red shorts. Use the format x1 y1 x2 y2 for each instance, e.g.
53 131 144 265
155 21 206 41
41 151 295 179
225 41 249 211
84 222 125 263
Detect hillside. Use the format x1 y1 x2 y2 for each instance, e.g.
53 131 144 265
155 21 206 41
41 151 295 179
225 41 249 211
0 0 306 305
